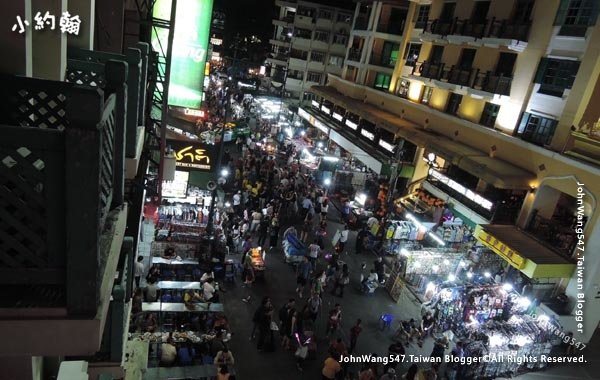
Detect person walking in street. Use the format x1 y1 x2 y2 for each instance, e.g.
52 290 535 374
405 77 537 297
349 319 362 354
326 304 342 337
296 256 312 299
307 291 322 323
337 225 349 253
134 256 145 289
308 239 321 270
331 264 350 297
321 353 342 380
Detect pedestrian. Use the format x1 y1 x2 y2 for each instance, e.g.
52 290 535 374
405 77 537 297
296 256 312 299
134 255 145 288
430 335 449 360
349 319 362 353
385 341 405 373
331 264 350 297
402 364 419 380
307 290 322 322
380 368 397 380
257 216 269 247
337 225 349 253
326 304 342 337
321 353 342 380
257 300 274 351
279 299 296 350
308 239 321 269
251 296 271 340
250 209 262 232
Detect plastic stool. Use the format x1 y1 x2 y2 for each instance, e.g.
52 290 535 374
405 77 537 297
380 314 394 331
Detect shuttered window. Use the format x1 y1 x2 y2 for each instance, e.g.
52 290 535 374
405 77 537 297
554 0 599 36
533 58 580 97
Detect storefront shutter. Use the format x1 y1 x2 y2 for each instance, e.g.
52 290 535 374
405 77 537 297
533 58 549 84
553 0 570 25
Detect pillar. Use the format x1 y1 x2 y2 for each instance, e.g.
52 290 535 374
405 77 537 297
67 0 94 49
31 0 67 80
96 0 124 53
0 356 41 380
0 0 32 76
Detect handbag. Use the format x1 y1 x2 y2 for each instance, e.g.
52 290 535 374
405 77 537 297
295 346 308 359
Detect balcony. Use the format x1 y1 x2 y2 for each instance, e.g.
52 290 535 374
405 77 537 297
565 125 600 166
376 20 406 36
267 53 289 66
269 36 292 47
369 52 397 69
526 212 576 258
0 73 128 355
411 61 512 96
486 18 531 41
273 15 295 27
354 15 369 30
347 49 362 62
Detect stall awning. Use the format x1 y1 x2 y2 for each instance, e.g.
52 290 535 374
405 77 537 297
475 225 575 279
310 85 536 190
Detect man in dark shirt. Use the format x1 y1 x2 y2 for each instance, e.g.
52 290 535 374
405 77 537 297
374 257 385 283
385 341 405 373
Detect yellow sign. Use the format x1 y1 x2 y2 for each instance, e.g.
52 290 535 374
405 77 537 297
475 228 526 269
168 139 216 172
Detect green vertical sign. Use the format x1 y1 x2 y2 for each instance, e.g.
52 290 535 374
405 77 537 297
152 0 214 109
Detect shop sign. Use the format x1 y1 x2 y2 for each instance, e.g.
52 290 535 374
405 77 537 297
299 107 329 134
379 139 395 153
333 112 343 122
321 105 331 114
311 100 320 108
361 129 375 141
476 229 526 269
184 108 205 117
345 119 358 130
151 0 214 109
168 139 216 172
430 170 494 210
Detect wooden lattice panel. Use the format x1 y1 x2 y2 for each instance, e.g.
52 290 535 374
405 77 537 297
98 97 116 227
0 146 48 269
65 68 106 88
12 88 69 130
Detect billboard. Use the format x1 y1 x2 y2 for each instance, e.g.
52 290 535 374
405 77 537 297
152 0 214 109
167 139 217 172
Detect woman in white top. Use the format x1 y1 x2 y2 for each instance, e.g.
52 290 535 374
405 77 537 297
320 199 329 222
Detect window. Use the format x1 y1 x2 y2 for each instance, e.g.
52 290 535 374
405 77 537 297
328 55 344 67
397 79 410 99
297 6 316 17
480 102 500 128
445 93 463 115
534 58 580 97
295 28 312 39
517 113 558 146
416 5 430 28
337 12 352 23
555 0 599 36
290 49 308 60
333 34 348 45
404 43 421 66
288 69 304 80
374 72 392 90
512 0 535 23
420 86 433 105
314 30 330 42
318 9 333 20
304 92 317 102
429 45 444 63
306 72 322 83
310 51 325 63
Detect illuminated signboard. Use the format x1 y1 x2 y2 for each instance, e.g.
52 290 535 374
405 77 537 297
311 100 320 108
379 139 395 152
345 119 358 130
361 129 375 141
152 0 214 109
298 108 329 134
430 170 494 210
210 37 223 45
321 105 331 114
184 108 205 117
332 112 343 122
168 139 217 172
162 171 190 198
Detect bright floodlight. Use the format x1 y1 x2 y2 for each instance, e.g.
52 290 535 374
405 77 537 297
225 202 231 208
484 271 491 278
324 178 331 186
466 272 473 278
427 152 436 162
502 283 513 291
448 274 456 282
400 248 410 256
221 169 229 177
300 131 306 136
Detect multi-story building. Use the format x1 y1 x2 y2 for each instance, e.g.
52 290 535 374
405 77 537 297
305 0 600 344
209 8 227 63
268 0 355 102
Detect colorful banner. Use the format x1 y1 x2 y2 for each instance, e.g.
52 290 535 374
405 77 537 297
152 0 214 109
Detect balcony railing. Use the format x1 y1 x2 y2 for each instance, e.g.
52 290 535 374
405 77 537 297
355 15 369 30
0 73 125 315
369 52 397 68
425 17 531 42
348 49 362 62
527 212 577 258
376 20 406 35
487 18 531 41
412 61 512 96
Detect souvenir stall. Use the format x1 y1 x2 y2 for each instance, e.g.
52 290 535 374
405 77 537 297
283 233 306 264
460 315 559 379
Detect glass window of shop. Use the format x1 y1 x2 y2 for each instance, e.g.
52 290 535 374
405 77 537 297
359 119 377 143
332 105 346 124
345 111 359 132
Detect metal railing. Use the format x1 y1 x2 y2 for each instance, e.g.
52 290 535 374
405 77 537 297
348 49 362 62
425 17 531 42
0 74 125 314
369 52 397 68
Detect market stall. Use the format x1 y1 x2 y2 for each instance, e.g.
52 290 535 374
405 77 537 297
248 247 266 278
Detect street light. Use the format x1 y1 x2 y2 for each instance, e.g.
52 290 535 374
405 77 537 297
221 168 229 177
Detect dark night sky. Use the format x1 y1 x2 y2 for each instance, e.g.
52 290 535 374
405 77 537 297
215 0 277 41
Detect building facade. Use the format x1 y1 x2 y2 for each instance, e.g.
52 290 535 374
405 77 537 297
307 0 600 344
268 0 355 102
